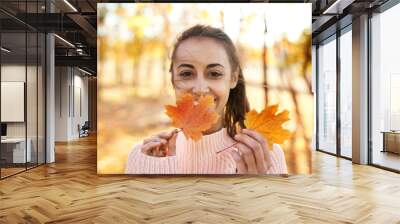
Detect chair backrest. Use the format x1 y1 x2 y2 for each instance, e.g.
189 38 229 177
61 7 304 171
82 121 90 129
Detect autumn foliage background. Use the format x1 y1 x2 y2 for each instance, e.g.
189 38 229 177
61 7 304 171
97 3 313 174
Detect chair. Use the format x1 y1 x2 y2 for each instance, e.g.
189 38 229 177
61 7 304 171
79 121 90 138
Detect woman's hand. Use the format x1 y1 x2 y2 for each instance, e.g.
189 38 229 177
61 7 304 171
226 129 274 174
141 129 178 157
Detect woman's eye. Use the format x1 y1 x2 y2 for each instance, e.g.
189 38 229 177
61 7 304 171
179 71 193 78
209 71 223 78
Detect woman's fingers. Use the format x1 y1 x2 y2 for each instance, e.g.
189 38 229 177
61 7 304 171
155 146 164 157
143 129 178 145
143 136 167 145
234 142 259 174
234 133 267 173
157 129 179 140
242 129 273 170
141 129 179 157
141 141 162 156
227 148 247 174
167 132 178 156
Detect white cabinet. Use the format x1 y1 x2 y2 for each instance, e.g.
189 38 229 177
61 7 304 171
1 138 32 163
1 82 25 122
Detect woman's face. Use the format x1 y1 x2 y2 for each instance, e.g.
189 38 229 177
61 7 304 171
171 37 238 130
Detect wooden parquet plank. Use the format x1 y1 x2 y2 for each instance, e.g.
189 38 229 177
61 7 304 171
0 135 399 223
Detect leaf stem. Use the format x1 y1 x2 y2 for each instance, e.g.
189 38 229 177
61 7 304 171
216 142 239 154
173 128 238 154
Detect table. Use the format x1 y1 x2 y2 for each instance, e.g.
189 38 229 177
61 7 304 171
381 131 400 154
1 138 31 163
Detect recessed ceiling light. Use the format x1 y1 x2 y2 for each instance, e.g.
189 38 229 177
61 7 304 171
54 34 75 48
1 47 11 53
78 67 93 76
63 0 78 12
323 0 355 15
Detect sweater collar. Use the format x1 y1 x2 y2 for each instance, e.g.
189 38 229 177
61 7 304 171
177 127 237 153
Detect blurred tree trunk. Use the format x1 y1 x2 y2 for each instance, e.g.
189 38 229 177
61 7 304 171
300 32 312 94
115 42 123 85
146 56 154 95
98 36 107 86
276 38 311 152
159 5 172 97
285 69 312 174
161 50 168 97
301 43 312 94
277 67 297 171
276 39 311 173
236 9 244 62
220 10 224 30
127 7 145 96
303 69 313 94
236 9 242 46
281 68 311 146
132 45 144 97
132 47 142 90
262 14 268 106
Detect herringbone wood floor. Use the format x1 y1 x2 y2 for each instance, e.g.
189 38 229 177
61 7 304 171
1 134 400 224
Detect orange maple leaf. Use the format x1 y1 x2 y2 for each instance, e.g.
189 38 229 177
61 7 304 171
165 94 220 141
244 104 292 147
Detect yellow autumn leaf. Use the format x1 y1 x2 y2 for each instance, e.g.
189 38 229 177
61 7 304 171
244 104 292 147
165 93 220 141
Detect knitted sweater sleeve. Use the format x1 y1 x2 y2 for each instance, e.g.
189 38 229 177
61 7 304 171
266 144 288 174
125 143 178 174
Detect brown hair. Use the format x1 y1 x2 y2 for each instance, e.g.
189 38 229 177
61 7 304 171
169 24 250 138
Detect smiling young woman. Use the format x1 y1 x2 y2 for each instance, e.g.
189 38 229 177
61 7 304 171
125 24 288 175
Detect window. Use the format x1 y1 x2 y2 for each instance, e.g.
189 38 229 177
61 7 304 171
371 2 400 171
339 27 352 158
317 35 337 154
0 1 46 179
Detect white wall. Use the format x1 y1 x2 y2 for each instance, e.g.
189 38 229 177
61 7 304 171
55 66 69 141
72 72 89 138
1 66 26 129
54 67 89 141
1 82 25 122
1 64 46 164
1 65 36 138
1 65 26 147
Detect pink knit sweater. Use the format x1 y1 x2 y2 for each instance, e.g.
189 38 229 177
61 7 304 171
125 128 288 174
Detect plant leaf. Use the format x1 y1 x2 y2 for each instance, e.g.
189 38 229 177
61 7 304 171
244 104 292 147
165 93 219 141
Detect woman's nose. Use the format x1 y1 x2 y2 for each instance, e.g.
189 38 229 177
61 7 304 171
192 76 210 95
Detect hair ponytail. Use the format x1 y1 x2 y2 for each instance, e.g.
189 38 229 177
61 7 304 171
224 68 249 137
